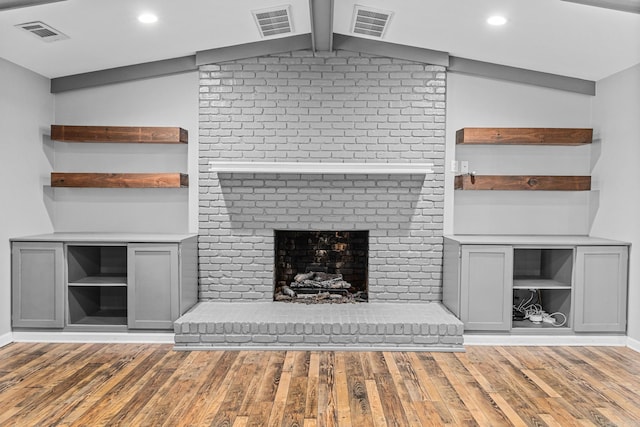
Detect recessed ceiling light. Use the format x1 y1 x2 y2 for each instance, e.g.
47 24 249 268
138 13 158 24
487 15 507 26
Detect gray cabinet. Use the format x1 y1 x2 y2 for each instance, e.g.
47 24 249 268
11 242 65 328
443 241 512 331
574 246 628 332
128 244 179 329
443 235 629 335
460 245 513 331
11 233 197 332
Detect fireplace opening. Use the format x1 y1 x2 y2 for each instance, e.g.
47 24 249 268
274 230 368 303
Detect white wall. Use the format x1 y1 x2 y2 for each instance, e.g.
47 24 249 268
445 73 594 235
53 72 199 234
591 63 640 343
0 58 54 339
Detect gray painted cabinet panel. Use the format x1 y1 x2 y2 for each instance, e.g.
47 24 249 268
12 242 64 328
11 234 197 332
460 245 513 331
444 235 629 334
128 244 179 329
574 246 628 332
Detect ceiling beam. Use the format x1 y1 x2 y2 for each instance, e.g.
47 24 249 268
448 57 596 96
50 34 595 96
309 0 333 51
560 0 640 14
0 0 65 10
50 56 197 93
333 34 449 66
196 34 312 65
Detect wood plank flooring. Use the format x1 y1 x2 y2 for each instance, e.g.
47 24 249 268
0 343 639 426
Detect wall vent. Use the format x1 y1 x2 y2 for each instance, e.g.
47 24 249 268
352 5 392 38
252 5 293 38
16 21 68 42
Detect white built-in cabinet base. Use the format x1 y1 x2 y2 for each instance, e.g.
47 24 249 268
443 235 629 335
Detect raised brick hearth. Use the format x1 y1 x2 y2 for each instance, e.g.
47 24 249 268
177 49 460 349
174 302 463 351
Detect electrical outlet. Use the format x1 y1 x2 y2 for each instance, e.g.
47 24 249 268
460 161 469 174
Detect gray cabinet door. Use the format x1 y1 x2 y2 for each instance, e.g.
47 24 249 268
460 245 513 331
12 242 64 328
128 244 179 329
574 246 628 332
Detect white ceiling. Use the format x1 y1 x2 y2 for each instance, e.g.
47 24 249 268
0 0 639 81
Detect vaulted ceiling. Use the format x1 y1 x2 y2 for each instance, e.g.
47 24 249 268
1 0 639 91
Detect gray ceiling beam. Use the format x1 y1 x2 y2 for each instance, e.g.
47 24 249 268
333 34 450 67
309 0 333 51
50 33 595 95
0 0 65 10
50 55 197 93
560 0 640 14
196 34 312 65
448 56 596 96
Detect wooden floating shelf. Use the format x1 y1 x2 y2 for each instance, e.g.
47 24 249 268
454 175 591 191
456 128 592 145
51 173 188 188
51 125 188 144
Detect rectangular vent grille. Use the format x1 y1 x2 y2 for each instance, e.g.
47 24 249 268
352 6 392 38
253 6 293 37
16 21 68 42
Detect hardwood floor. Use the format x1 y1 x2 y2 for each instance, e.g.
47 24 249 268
0 343 639 426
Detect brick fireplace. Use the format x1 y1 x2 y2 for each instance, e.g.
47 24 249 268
198 50 446 305
177 48 462 350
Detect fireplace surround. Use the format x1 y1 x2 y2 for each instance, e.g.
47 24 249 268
198 50 446 304
175 49 464 349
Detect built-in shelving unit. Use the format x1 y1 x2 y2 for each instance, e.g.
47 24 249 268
456 127 592 145
512 248 574 330
208 161 434 175
455 127 592 191
67 245 128 327
454 175 591 191
51 172 189 188
50 124 189 189
443 235 629 334
51 125 188 144
11 233 198 331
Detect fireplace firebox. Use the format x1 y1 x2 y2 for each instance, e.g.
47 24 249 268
274 230 368 303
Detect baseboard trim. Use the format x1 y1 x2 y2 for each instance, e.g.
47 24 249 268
174 344 464 352
12 331 174 344
464 334 628 346
627 336 640 352
0 332 12 348
5 332 638 350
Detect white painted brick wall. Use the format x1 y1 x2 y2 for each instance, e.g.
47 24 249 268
199 50 446 302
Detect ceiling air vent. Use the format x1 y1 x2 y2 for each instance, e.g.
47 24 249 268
352 5 392 38
16 21 68 42
252 5 293 38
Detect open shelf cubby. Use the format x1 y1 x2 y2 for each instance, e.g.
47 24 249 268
67 245 127 326
512 248 573 330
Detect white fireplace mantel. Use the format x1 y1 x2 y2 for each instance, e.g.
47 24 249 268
208 161 435 175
